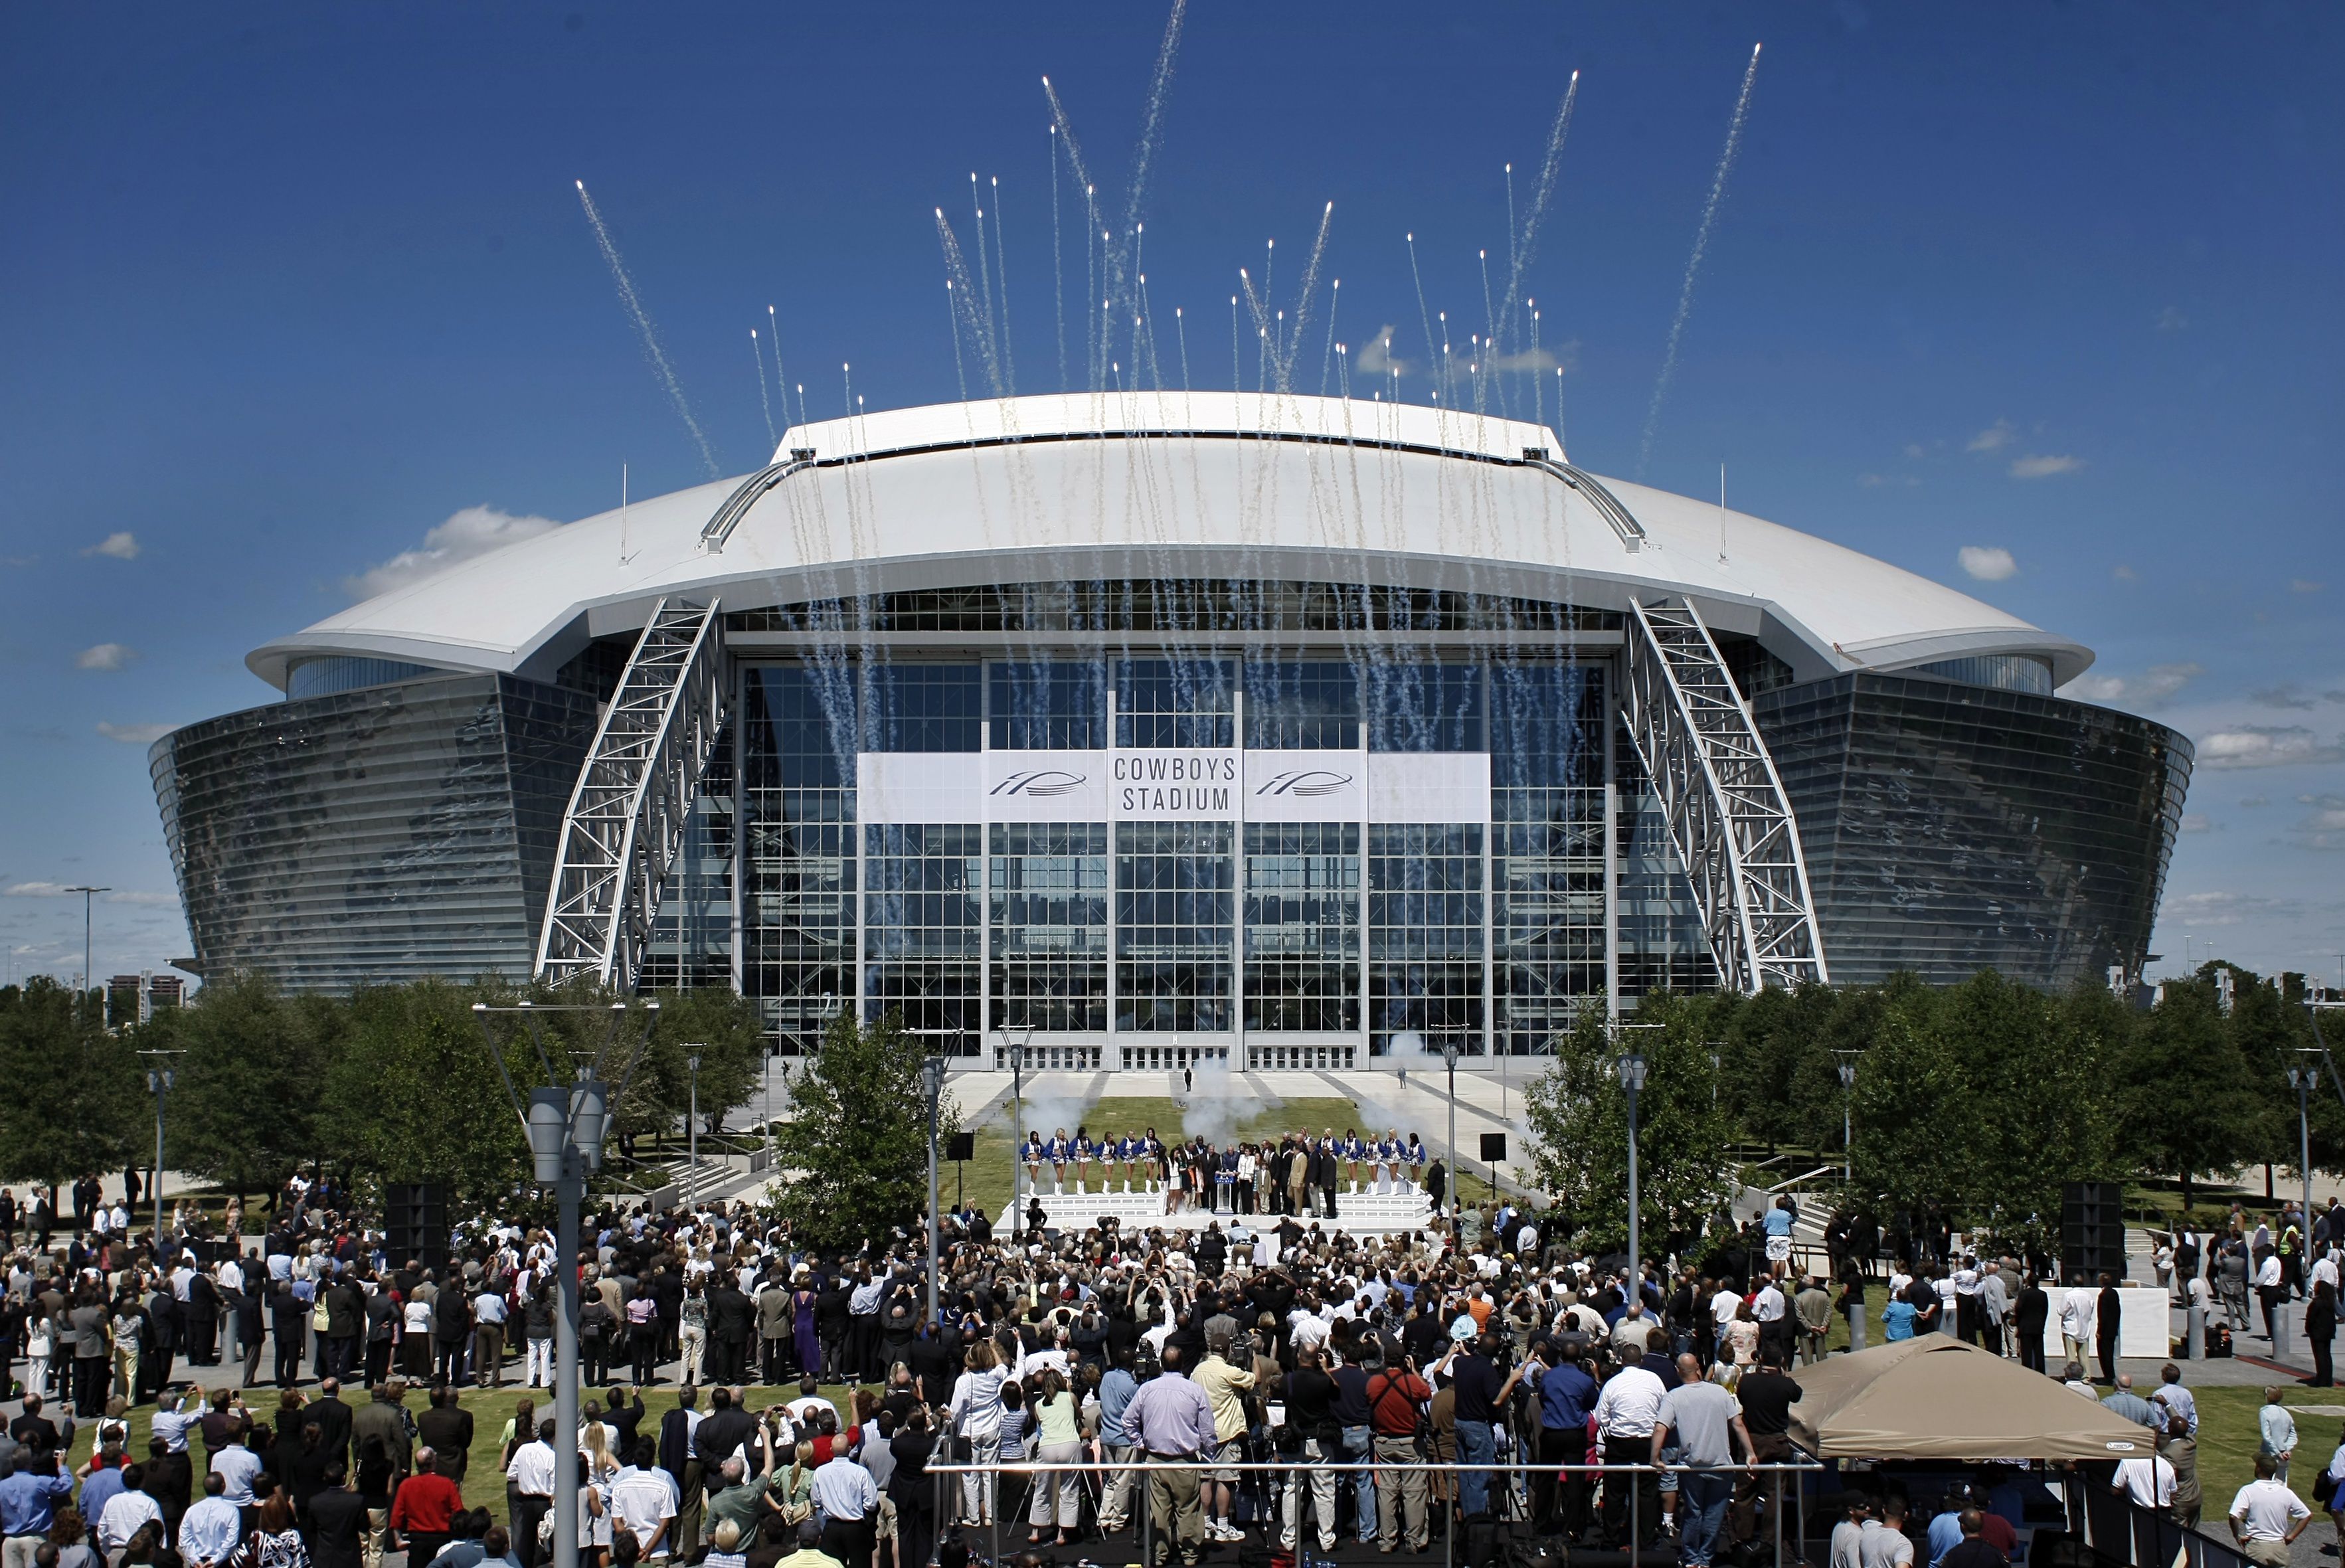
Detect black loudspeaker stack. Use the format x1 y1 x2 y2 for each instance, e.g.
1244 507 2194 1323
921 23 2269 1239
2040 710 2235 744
1480 1132 1509 1164
385 1183 448 1269
2060 1180 2126 1286
945 1132 975 1162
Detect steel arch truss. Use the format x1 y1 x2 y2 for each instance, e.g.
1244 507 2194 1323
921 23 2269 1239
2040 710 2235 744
1620 596 1829 992
536 596 732 990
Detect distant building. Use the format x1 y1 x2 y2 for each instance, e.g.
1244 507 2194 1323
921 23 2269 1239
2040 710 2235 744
149 392 2191 1064
108 970 185 1025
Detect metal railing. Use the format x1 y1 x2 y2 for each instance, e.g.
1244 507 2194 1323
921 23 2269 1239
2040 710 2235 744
920 1455 1824 1568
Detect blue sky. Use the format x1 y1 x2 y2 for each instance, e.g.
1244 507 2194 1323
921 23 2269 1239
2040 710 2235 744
3 3 2340 989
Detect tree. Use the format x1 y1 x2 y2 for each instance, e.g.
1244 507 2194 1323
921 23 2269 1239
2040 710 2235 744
0 978 143 1189
768 1009 960 1252
637 986 766 1138
141 972 335 1196
322 978 528 1206
1846 972 2119 1255
1522 995 1737 1258
2123 976 2267 1216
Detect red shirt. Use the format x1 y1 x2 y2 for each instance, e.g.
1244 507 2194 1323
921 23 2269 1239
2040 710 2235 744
389 1472 464 1535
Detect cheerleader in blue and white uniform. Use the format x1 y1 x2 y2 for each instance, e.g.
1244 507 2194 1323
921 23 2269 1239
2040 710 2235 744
1342 1128 1366 1193
1071 1127 1094 1194
1047 1128 1071 1194
1023 1131 1046 1198
1373 1130 1400 1194
1405 1133 1427 1195
1142 1127 1164 1193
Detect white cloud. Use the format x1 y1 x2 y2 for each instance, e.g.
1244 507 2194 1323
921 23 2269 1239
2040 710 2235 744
2061 662 2203 708
1958 545 2017 581
81 532 140 561
75 643 133 671
104 890 177 907
345 505 563 600
2010 454 2083 479
2179 812 2212 833
2198 725 2344 768
2252 685 2319 711
2293 579 2325 594
1966 419 2014 453
1858 473 1919 489
2241 796 2270 808
2295 795 2345 850
96 721 175 744
2 882 72 898
1352 327 1415 379
2113 564 2139 583
2155 305 2188 333
1483 341 1578 375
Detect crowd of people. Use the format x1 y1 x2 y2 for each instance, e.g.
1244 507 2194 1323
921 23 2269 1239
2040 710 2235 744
1 1161 2337 1568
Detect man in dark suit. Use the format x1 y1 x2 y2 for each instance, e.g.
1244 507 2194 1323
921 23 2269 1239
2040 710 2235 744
306 1379 355 1472
414 1384 473 1483
1311 1136 1340 1219
659 1386 703 1560
708 1280 754 1385
2013 1272 2051 1375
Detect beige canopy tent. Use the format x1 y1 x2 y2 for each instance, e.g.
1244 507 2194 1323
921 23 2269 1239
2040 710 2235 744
1788 1336 2158 1461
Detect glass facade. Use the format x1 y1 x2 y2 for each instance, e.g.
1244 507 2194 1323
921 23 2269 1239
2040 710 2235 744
1752 673 2192 989
740 668 857 1052
167 581 2186 1038
153 672 599 990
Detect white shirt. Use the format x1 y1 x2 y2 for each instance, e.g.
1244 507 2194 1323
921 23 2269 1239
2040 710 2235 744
2257 1255 2284 1289
97 1488 164 1552
1710 1289 1741 1329
1753 1284 1786 1324
179 1497 242 1567
2116 1455 2176 1510
2059 1292 2095 1337
610 1466 679 1558
810 1455 877 1522
2314 1255 2339 1291
1859 1520 1914 1568
1591 1365 1667 1438
2229 1478 2310 1540
506 1438 558 1496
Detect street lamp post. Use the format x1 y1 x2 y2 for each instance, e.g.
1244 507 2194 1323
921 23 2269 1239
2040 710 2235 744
1002 1030 1029 1237
1617 1051 1649 1286
64 886 108 1011
141 1056 177 1257
475 1000 656 1568
1836 1054 1858 1185
2291 1057 2316 1241
1442 1041 1460 1217
922 1055 946 1326
685 1049 703 1181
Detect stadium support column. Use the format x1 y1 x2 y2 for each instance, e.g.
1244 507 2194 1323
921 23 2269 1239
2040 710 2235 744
1603 671 1620 1020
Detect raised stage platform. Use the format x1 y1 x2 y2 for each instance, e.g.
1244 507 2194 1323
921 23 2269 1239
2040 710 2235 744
998 1184 1439 1235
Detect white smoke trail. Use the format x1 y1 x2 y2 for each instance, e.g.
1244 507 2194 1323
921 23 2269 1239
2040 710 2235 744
750 329 776 446
1183 1059 1282 1149
574 180 719 478
1494 72 1579 368
1637 44 1761 479
1116 0 1189 307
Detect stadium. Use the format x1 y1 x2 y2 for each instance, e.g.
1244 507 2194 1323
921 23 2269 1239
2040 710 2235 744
149 391 2192 1068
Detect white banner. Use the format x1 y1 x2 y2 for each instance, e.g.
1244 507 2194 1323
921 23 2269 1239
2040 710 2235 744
1109 750 1241 819
981 750 1110 822
855 752 987 823
1367 751 1492 822
856 747 1493 828
1243 750 1364 822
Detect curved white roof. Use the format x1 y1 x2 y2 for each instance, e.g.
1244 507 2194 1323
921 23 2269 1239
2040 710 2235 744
252 391 2091 688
